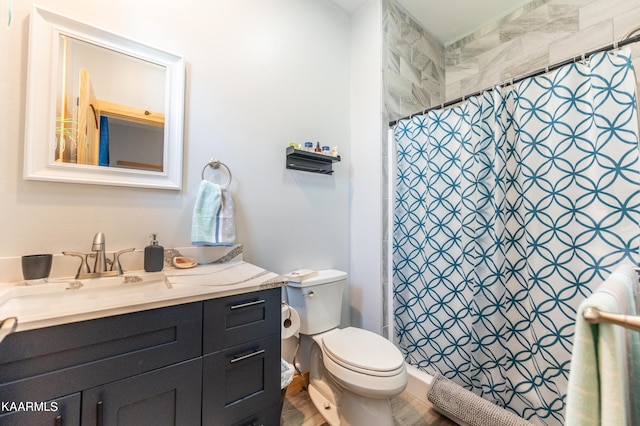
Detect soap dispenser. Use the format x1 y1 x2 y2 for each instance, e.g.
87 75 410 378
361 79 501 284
144 234 164 272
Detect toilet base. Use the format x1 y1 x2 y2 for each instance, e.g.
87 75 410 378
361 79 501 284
308 337 397 426
308 380 395 426
340 390 394 426
308 382 340 426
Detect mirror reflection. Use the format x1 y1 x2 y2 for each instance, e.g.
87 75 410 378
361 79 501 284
56 35 166 172
24 6 185 190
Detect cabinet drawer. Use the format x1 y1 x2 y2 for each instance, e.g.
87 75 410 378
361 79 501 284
0 302 202 403
203 288 280 354
202 334 281 426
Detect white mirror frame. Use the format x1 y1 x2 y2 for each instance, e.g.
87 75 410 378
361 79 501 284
24 6 185 190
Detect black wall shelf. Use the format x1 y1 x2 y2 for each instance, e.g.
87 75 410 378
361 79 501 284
286 146 341 175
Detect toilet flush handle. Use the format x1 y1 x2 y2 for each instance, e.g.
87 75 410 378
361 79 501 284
305 291 315 298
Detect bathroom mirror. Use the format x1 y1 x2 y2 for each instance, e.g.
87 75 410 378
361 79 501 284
24 6 185 190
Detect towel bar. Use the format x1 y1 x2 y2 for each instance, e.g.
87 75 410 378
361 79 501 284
201 157 232 185
582 307 640 332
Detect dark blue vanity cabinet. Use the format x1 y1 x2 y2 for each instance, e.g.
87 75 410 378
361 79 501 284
0 287 281 426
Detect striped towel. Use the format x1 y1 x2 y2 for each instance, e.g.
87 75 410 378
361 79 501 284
191 181 236 246
566 264 638 426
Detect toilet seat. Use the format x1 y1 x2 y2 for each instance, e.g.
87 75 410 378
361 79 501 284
321 327 405 377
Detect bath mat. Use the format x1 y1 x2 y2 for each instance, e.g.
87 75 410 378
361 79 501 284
427 374 534 426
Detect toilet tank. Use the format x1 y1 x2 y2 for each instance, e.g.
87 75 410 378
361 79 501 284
285 269 347 335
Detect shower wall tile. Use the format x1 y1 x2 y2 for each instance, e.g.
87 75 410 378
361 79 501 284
383 0 445 121
444 0 640 103
499 46 550 81
476 39 524 76
613 6 640 39
446 81 462 102
579 0 640 30
548 20 613 63
400 57 423 87
520 31 573 53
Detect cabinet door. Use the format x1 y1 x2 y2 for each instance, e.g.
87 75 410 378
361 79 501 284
202 335 280 426
0 392 80 426
81 358 202 426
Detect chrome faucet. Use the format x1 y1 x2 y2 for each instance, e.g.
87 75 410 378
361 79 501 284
63 232 135 279
91 232 108 274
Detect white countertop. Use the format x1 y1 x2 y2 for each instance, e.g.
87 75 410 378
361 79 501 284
0 261 287 333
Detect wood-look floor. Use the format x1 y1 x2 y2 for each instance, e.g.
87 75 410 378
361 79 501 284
280 375 457 426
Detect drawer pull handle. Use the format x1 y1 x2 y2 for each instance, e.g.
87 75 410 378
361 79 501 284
96 400 103 426
54 415 62 426
230 349 265 364
230 299 265 310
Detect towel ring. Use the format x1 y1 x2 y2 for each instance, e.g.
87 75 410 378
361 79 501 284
201 157 232 185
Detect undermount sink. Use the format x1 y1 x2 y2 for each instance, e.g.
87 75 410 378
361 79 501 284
0 272 172 323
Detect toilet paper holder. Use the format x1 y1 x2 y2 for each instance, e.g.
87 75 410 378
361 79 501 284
281 301 300 340
282 302 293 328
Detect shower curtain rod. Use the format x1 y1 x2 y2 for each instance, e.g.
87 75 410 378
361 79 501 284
388 29 640 128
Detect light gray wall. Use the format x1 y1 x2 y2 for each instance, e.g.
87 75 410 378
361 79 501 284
349 0 383 333
3 0 352 279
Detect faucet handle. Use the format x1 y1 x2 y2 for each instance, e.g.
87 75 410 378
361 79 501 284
62 252 90 279
112 248 135 275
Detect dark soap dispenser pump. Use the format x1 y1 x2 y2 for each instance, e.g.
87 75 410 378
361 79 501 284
144 234 164 272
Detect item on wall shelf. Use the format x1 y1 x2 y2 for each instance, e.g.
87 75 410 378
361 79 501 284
285 146 340 175
304 141 314 152
144 234 164 272
314 142 322 153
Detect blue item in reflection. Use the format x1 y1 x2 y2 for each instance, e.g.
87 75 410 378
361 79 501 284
99 116 109 166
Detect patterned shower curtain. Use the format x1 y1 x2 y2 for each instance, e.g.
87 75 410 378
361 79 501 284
392 48 640 425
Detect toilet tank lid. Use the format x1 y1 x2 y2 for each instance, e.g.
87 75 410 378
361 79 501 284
286 269 347 287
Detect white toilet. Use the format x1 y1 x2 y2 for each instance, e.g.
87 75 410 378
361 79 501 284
286 270 407 426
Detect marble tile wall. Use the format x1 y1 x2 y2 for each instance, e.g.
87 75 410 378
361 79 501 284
382 0 446 121
445 0 640 101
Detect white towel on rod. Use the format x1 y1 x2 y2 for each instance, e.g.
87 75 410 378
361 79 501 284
566 264 638 426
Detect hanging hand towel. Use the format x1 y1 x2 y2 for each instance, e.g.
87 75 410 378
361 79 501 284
191 181 236 246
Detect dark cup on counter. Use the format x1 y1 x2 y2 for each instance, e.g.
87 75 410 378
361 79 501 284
21 254 53 283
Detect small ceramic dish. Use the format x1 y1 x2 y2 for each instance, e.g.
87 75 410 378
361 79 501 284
172 256 198 269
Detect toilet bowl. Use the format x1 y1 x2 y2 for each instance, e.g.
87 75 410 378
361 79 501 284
285 270 407 426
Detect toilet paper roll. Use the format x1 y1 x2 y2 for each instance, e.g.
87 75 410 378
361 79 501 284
281 303 300 339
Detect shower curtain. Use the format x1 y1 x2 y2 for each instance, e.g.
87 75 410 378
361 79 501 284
392 48 640 425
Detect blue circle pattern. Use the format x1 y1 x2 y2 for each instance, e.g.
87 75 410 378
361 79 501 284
393 49 640 425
